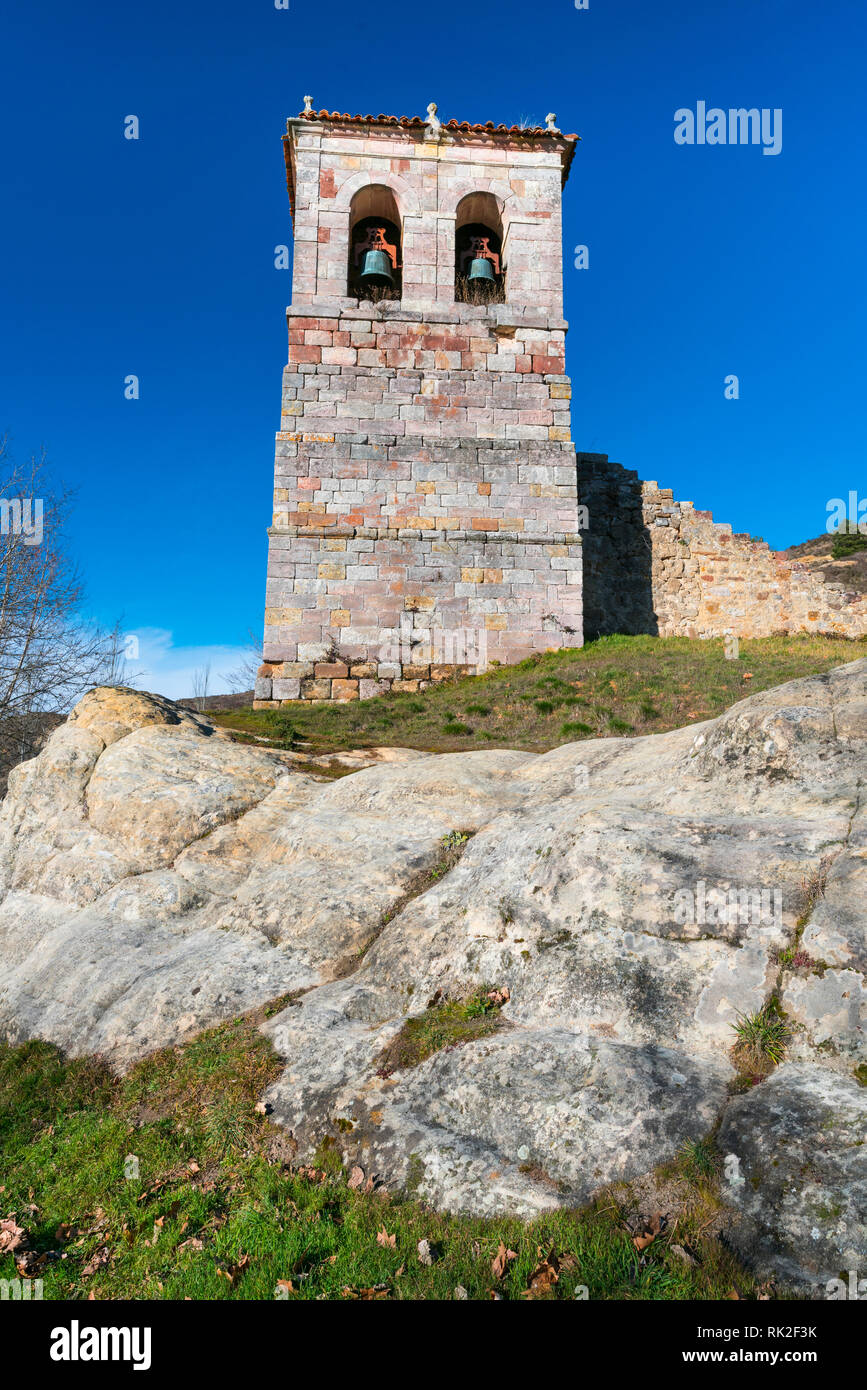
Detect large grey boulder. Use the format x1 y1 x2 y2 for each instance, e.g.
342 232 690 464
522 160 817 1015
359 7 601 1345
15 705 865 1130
0 665 865 1291
717 1064 867 1289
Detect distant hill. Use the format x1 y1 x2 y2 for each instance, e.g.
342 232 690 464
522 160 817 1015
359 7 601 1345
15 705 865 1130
177 691 255 713
779 531 867 596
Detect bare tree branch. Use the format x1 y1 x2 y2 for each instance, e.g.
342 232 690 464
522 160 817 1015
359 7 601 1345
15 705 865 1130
220 629 263 695
0 436 127 783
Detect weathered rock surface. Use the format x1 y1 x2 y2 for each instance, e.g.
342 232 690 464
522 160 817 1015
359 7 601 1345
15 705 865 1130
718 1065 867 1288
0 666 865 1291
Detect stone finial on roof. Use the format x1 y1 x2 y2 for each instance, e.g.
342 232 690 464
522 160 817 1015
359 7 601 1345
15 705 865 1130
546 112 560 133
424 101 442 140
303 95 314 114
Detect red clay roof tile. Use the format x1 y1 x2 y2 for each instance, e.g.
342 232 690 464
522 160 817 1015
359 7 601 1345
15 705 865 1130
283 110 579 216
297 109 579 142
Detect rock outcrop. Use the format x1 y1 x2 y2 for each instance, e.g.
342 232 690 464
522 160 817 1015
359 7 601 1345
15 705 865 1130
0 669 865 1292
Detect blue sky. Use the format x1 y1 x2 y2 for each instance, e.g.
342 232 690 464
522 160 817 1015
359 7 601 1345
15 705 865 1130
1 0 864 695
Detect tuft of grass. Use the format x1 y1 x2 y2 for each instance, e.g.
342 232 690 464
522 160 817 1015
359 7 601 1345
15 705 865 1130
731 1004 790 1076
271 711 298 749
376 990 508 1078
676 1138 721 1186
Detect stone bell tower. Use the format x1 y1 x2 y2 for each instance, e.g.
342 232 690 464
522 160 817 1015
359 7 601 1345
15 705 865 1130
255 100 582 705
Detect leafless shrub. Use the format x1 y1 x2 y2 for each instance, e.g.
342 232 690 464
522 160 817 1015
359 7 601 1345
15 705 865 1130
0 435 125 782
191 662 211 713
221 630 263 695
797 858 830 918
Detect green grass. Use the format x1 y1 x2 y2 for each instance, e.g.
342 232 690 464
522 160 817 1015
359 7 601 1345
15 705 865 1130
375 990 508 1077
676 1138 721 1186
211 634 867 756
731 1005 790 1076
0 1014 761 1301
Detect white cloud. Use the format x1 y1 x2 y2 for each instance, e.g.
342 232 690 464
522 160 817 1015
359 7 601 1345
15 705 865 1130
120 628 255 702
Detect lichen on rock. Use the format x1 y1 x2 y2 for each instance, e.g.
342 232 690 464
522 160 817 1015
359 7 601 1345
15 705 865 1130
0 664 865 1291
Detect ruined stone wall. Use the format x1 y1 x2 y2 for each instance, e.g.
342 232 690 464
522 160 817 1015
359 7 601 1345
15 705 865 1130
578 453 867 640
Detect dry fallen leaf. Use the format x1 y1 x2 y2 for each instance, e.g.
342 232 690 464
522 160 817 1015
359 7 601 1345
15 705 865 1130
485 987 511 1007
296 1165 327 1184
522 1250 560 1297
632 1212 664 1252
347 1165 365 1190
0 1218 26 1254
491 1241 518 1280
81 1246 110 1278
216 1254 250 1286
376 1226 396 1249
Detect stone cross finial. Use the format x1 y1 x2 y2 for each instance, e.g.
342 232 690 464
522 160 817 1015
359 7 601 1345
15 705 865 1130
546 112 560 133
303 95 314 114
424 101 442 140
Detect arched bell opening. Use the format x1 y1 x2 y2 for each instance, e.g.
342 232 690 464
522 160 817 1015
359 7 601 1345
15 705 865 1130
454 193 505 305
348 185 402 302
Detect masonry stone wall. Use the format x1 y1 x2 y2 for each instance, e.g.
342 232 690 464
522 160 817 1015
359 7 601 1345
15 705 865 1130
257 110 582 705
578 453 867 640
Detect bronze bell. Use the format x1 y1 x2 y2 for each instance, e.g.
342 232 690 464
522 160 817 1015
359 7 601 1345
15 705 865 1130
355 225 398 289
359 248 395 286
467 256 496 283
461 234 500 284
